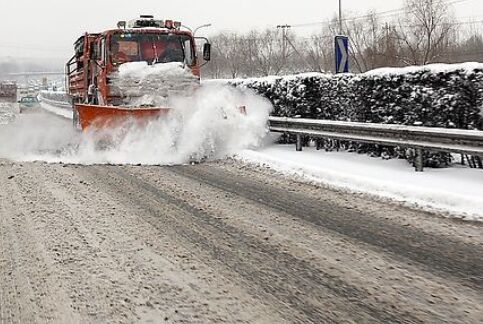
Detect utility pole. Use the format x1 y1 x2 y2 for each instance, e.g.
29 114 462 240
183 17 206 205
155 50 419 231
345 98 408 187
338 0 343 34
277 24 291 68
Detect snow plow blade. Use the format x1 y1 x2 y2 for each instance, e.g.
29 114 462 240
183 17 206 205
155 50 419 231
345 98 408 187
75 104 170 131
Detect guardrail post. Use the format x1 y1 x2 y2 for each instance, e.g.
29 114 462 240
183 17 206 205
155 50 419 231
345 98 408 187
296 134 303 152
415 148 424 172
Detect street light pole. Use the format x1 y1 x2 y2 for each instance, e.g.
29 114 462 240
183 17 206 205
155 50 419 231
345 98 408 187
182 24 212 36
193 23 212 36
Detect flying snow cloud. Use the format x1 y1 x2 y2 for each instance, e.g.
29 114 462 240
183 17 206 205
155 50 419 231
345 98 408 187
0 111 79 160
0 85 273 165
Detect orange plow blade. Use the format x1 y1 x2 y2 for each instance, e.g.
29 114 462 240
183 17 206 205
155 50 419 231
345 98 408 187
75 104 171 131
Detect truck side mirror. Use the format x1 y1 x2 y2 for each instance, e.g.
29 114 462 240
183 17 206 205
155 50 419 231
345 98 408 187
203 43 211 62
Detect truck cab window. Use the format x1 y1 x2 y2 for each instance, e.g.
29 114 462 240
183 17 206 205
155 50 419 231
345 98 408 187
100 38 106 62
183 39 193 65
110 32 194 66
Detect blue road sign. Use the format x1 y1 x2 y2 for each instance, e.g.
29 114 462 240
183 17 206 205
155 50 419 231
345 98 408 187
335 36 349 73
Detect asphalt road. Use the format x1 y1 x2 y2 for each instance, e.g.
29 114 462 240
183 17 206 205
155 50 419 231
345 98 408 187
0 159 482 323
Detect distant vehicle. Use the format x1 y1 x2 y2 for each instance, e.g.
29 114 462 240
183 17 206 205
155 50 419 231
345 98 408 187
18 87 39 98
18 96 41 113
0 81 17 103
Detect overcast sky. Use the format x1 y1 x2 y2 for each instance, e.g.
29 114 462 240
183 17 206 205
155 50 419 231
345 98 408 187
0 0 482 61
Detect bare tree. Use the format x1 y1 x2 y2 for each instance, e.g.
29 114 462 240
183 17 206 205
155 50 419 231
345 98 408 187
202 2 480 79
254 29 286 76
301 32 332 72
446 23 483 63
342 12 384 72
395 0 456 65
212 32 245 78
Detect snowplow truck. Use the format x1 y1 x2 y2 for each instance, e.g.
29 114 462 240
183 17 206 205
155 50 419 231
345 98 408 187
0 81 17 103
66 15 211 130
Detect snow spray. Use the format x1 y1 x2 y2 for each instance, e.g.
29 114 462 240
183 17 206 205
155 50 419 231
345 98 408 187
0 85 273 165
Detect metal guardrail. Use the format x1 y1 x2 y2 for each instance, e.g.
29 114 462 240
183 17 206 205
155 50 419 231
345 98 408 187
269 116 483 171
38 95 72 110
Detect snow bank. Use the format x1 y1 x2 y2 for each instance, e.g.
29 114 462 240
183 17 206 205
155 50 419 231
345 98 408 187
238 145 483 221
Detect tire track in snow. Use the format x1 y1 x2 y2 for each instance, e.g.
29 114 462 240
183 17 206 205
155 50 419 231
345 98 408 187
92 165 424 323
169 163 483 291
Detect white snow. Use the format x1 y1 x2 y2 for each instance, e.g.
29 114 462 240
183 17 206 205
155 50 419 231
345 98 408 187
208 62 483 86
237 145 483 222
205 72 331 88
0 112 79 160
4 93 483 221
40 101 72 119
118 61 193 78
0 103 18 124
1 84 272 165
111 62 199 107
364 62 483 77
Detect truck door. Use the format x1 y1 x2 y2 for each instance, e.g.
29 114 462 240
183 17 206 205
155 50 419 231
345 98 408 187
94 37 107 105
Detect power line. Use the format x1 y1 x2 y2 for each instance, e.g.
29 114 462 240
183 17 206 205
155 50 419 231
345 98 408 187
285 0 474 29
0 43 68 53
449 19 483 26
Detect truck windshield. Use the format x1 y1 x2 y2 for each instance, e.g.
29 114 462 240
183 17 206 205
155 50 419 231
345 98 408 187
110 33 194 66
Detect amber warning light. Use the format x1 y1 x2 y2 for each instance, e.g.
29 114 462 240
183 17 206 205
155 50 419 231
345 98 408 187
118 17 182 30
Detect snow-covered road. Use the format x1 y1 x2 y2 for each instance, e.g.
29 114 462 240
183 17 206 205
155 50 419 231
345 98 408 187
1 159 482 323
238 145 483 222
1 104 483 322
11 102 483 221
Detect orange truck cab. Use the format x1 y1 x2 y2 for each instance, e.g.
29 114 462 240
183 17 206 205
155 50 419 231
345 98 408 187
66 15 211 130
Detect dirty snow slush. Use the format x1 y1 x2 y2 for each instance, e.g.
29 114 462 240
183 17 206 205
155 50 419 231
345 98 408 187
0 158 482 323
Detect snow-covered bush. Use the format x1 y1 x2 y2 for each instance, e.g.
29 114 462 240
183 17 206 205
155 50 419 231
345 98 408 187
221 63 483 129
213 63 483 167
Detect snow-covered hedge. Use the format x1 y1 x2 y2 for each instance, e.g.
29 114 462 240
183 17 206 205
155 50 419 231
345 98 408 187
219 63 483 130
211 63 483 167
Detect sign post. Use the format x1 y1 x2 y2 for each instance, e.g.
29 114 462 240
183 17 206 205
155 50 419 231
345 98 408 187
335 36 349 74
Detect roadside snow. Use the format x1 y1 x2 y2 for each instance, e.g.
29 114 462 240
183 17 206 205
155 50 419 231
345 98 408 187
237 145 483 222
0 103 18 124
40 102 72 119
